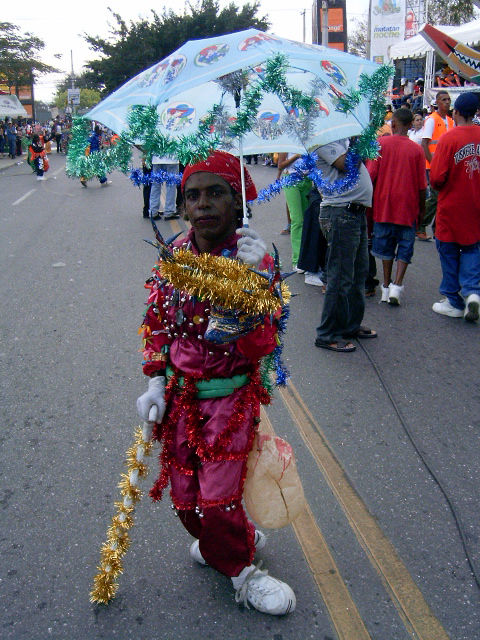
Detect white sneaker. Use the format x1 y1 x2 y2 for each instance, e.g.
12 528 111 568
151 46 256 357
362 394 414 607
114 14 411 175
388 283 404 306
232 563 296 615
304 272 324 287
36 175 45 181
432 298 463 318
294 266 305 274
190 530 266 566
380 284 390 303
464 293 480 322
101 180 112 186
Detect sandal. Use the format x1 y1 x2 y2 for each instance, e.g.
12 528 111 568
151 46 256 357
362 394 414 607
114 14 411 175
350 326 377 339
315 339 356 352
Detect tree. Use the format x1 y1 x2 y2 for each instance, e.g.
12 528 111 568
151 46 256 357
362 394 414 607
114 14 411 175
53 88 102 110
0 22 58 92
426 0 475 25
348 18 368 58
83 0 270 95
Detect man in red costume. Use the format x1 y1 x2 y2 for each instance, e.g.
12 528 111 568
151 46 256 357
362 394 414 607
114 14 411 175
430 92 480 322
136 151 296 615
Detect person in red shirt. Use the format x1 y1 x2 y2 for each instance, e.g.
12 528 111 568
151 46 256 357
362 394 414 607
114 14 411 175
136 151 296 615
366 108 426 305
430 92 480 322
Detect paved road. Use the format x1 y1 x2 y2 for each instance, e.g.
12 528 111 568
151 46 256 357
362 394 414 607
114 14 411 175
1 154 479 640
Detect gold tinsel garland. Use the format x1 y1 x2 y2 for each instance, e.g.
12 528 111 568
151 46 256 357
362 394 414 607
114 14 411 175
90 424 155 604
158 249 290 316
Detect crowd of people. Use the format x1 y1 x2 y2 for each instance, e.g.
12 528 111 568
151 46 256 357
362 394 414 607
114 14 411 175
266 90 480 353
0 116 72 161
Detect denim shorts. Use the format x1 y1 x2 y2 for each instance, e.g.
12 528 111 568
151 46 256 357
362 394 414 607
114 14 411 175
372 222 416 263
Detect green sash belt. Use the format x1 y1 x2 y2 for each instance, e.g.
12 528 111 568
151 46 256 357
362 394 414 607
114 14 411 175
166 365 249 399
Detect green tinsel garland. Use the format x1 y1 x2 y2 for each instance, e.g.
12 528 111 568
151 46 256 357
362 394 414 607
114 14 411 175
337 65 394 160
65 117 132 180
67 58 393 177
260 352 276 397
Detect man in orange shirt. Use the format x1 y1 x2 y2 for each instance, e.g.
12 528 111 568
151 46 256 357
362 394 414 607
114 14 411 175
420 91 453 240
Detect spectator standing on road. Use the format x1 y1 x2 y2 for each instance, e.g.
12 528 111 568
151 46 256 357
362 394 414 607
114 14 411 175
6 121 17 159
408 111 424 145
420 91 453 241
366 108 426 306
0 121 5 157
277 153 312 272
149 155 180 220
136 151 296 615
313 139 376 352
430 92 480 322
53 120 62 153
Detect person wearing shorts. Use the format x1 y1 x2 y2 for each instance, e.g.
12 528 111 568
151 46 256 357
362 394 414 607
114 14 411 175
366 108 426 305
372 223 416 304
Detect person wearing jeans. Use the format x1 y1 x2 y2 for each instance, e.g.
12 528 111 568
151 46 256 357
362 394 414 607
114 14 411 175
149 156 179 219
430 92 480 322
317 205 369 348
313 139 376 352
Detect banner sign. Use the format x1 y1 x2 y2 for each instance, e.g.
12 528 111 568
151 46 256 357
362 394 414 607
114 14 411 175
370 0 406 63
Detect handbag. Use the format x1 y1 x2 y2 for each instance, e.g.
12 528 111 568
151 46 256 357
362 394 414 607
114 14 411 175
244 427 305 529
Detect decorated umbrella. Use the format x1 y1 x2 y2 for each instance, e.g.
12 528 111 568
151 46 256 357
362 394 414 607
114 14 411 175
75 29 391 221
86 29 381 156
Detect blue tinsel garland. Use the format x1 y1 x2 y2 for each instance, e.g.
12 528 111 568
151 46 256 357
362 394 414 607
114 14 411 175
256 149 366 203
130 167 182 187
273 304 290 386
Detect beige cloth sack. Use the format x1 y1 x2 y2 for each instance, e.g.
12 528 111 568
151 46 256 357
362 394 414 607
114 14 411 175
244 430 305 529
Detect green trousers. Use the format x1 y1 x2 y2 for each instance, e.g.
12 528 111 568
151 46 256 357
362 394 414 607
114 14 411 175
284 178 313 267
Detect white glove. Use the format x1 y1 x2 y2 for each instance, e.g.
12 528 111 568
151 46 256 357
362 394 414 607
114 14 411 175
236 227 267 267
136 376 166 423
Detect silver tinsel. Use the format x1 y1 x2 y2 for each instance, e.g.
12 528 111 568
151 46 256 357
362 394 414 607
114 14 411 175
214 70 250 96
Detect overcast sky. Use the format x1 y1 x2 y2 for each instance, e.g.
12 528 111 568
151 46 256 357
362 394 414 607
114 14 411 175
3 0 370 102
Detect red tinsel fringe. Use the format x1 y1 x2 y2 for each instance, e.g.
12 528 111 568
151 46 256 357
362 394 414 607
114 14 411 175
149 365 269 505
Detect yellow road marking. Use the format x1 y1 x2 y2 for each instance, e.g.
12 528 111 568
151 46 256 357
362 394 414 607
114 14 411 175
260 407 371 640
277 383 450 640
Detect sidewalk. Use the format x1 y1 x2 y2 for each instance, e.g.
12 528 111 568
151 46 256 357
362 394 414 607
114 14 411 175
0 155 23 172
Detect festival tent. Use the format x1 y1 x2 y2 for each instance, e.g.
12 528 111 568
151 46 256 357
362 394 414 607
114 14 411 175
0 94 28 118
389 19 480 60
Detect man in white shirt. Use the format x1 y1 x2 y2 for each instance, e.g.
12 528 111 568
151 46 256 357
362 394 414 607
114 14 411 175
149 155 179 220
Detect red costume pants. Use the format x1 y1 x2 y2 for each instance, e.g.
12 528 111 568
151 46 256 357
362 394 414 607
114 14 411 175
153 381 259 577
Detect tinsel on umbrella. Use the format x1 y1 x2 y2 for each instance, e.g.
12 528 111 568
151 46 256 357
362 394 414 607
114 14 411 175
65 117 132 181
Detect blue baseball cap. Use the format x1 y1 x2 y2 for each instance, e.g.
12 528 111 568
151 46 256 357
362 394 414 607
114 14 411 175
454 92 480 118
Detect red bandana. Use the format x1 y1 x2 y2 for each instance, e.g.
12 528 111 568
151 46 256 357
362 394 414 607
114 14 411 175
181 151 257 201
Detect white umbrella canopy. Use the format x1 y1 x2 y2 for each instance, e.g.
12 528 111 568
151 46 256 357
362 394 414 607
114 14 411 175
0 94 28 119
86 29 379 155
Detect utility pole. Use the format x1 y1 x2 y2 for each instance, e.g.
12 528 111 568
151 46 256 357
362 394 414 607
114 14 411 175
70 50 76 116
321 1 329 47
301 9 306 43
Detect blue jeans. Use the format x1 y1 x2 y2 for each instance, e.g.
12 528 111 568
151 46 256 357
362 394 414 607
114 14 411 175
435 240 480 310
372 222 416 263
316 205 369 342
149 163 179 216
